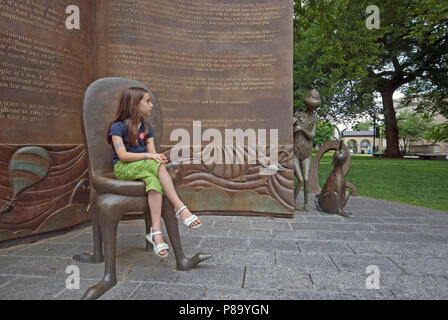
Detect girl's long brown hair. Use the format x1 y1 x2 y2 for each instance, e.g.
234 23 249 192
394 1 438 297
106 87 149 147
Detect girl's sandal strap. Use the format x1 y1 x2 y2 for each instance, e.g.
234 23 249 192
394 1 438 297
175 205 187 218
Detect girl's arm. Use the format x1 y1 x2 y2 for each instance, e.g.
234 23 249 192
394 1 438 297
146 137 168 165
111 135 166 163
112 136 146 162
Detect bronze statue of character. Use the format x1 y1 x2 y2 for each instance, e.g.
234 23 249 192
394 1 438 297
293 89 320 211
314 128 352 218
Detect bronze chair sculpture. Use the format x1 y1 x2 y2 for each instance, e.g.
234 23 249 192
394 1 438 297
73 77 212 300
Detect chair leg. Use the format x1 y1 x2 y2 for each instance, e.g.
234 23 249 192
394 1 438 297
73 202 104 263
81 210 120 300
143 209 152 252
161 197 212 271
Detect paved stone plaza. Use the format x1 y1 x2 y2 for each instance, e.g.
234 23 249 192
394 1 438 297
1 195 447 300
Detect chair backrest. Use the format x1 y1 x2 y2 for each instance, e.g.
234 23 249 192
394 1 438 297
82 77 162 176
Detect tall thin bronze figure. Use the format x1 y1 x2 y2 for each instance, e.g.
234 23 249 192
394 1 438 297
293 89 320 211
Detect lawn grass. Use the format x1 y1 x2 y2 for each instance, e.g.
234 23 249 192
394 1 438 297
314 155 448 212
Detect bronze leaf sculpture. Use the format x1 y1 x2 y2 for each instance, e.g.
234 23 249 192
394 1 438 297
293 89 320 211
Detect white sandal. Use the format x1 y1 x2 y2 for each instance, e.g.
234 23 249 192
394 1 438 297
146 227 169 258
175 205 201 229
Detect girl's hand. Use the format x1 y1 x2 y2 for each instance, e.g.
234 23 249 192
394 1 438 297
148 153 168 165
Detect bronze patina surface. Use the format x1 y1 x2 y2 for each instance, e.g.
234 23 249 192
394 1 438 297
0 0 94 242
96 0 295 215
74 77 211 300
293 89 320 211
0 0 294 245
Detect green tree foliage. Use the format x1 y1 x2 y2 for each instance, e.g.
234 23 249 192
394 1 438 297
294 0 448 158
424 122 448 143
355 121 373 131
396 110 434 152
313 120 334 147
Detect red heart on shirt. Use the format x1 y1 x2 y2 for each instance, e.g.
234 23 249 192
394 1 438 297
139 132 145 140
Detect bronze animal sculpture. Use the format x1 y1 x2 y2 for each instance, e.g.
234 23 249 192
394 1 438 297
293 89 320 211
314 128 352 217
73 77 211 300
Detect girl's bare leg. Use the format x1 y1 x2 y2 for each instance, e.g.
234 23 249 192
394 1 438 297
158 165 201 227
147 190 168 256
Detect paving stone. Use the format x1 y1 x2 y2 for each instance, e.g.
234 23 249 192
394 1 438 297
346 241 446 258
3 256 74 278
270 230 316 240
309 270 395 298
130 282 207 300
214 221 252 229
298 241 354 255
388 256 448 276
278 289 357 300
0 276 66 300
275 253 338 272
304 215 348 223
0 275 16 288
327 223 376 232
311 231 366 242
329 255 405 274
219 249 276 267
368 224 423 233
376 217 427 225
204 286 279 300
250 221 292 230
55 279 103 300
384 209 429 218
187 227 230 237
413 225 448 235
176 264 245 288
168 235 204 248
228 228 272 238
381 274 448 299
124 264 180 283
418 218 448 226
0 255 27 270
249 238 299 252
359 232 446 243
290 223 335 231
100 281 143 300
200 237 249 250
344 216 385 224
417 210 448 220
1 194 447 300
5 242 92 259
244 266 312 291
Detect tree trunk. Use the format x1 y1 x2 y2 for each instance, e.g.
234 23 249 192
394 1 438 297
381 86 402 158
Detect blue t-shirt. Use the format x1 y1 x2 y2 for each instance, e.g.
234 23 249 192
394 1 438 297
109 120 154 166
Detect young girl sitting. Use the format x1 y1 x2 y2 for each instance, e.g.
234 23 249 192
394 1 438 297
107 87 201 258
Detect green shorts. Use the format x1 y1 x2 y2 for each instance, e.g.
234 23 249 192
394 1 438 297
113 159 165 195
